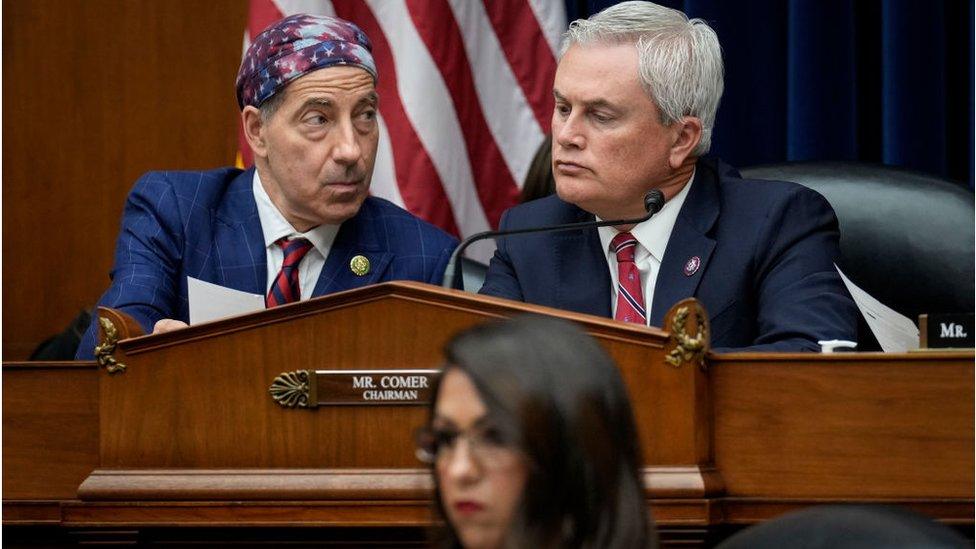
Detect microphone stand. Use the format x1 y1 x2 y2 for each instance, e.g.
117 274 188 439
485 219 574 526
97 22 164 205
442 190 665 290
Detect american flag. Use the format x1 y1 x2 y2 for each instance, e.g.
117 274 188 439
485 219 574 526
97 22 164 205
240 0 566 262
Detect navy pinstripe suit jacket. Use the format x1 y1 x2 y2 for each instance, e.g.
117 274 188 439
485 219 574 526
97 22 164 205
76 167 457 359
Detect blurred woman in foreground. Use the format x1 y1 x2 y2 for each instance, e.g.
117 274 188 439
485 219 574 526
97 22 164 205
415 316 655 548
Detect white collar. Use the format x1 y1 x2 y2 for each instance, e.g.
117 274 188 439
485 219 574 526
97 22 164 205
597 169 695 262
252 170 340 256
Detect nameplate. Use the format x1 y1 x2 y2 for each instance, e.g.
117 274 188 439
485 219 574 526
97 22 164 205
920 313 975 349
269 369 440 408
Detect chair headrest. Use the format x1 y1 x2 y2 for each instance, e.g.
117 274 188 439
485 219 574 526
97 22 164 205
741 161 974 319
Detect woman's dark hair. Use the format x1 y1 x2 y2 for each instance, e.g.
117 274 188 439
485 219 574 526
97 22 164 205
428 315 654 548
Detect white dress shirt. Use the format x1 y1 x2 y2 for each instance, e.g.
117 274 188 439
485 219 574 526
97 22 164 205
253 171 340 300
597 172 695 325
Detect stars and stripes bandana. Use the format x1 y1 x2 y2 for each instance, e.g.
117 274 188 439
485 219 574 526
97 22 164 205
236 13 377 109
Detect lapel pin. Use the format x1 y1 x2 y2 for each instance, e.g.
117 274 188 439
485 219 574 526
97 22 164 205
350 255 370 277
683 256 701 276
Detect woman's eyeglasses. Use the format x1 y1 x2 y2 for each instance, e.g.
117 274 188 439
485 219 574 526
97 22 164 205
414 424 519 466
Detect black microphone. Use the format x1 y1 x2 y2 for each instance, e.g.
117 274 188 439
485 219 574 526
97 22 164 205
442 189 666 290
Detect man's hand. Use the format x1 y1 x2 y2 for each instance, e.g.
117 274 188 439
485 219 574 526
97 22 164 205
153 318 189 334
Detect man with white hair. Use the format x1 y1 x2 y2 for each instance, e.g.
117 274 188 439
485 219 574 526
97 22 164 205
480 1 856 351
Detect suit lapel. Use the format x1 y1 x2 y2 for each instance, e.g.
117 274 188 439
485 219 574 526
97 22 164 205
213 168 267 294
649 160 721 326
555 206 612 317
312 198 393 296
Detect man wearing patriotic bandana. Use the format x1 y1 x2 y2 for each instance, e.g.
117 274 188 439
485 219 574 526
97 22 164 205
76 14 456 359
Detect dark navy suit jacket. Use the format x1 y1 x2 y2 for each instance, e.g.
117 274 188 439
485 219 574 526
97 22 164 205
77 167 457 359
479 158 857 352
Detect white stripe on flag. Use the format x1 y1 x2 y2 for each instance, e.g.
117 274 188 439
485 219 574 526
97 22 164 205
370 113 406 208
271 0 334 17
446 0 545 188
527 0 568 57
365 0 491 239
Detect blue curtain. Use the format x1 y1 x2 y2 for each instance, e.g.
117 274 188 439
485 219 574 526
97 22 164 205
564 0 974 187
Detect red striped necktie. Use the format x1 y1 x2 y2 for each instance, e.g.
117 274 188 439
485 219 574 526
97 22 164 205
611 232 646 325
266 237 314 308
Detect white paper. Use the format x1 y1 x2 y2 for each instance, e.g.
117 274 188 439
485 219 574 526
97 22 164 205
187 277 265 325
836 266 919 352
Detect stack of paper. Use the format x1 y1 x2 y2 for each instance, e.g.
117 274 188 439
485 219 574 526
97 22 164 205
837 267 919 352
187 277 265 325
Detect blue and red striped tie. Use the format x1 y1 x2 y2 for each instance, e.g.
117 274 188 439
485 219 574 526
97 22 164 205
611 232 646 325
266 237 313 308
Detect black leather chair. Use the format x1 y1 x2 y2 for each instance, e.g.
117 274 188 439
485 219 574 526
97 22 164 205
716 505 969 548
741 161 975 350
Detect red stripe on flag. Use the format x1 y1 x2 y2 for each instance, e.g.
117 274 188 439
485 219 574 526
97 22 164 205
237 0 285 168
248 0 284 38
482 0 557 133
406 0 520 229
332 0 461 236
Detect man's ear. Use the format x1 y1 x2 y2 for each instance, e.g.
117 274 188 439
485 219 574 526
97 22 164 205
241 106 268 158
668 116 703 169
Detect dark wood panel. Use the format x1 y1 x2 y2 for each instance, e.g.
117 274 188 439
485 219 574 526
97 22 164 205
62 501 435 527
4 524 431 547
711 352 975 499
3 289 971 545
95 284 687 470
2 0 248 359
2 362 99 499
719 497 976 525
1 501 63 525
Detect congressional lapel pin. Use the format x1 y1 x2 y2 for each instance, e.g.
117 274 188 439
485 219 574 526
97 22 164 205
350 255 370 277
683 256 701 276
